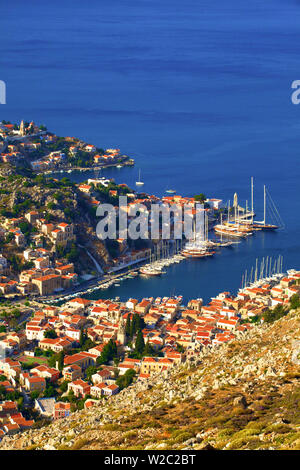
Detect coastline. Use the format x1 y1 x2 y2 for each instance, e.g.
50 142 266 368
37 158 135 176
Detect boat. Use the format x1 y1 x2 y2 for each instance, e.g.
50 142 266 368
181 246 215 258
139 267 162 276
182 212 216 257
238 178 283 231
135 169 144 186
165 189 176 194
214 225 247 238
116 164 122 169
252 185 282 230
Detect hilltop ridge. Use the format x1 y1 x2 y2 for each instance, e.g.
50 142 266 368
1 308 300 450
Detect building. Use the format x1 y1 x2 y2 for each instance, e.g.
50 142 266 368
53 402 71 419
67 379 90 398
34 398 56 418
24 376 46 393
32 274 62 296
140 357 174 376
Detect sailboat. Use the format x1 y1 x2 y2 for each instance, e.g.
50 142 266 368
135 169 144 186
252 185 281 230
240 178 283 230
182 213 216 258
165 189 176 194
214 200 248 238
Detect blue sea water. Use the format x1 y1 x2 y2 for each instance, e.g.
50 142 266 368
1 0 300 302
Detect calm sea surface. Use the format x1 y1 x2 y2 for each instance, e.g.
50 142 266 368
1 0 300 302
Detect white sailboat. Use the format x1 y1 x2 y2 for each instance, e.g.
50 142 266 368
252 184 282 230
165 189 176 194
135 169 144 186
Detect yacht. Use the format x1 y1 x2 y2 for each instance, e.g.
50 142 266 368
135 169 144 186
165 189 176 194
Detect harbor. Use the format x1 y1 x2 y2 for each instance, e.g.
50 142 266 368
37 174 287 305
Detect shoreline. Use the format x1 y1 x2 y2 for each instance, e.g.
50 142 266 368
36 158 135 176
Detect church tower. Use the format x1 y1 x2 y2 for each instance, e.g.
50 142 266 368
20 120 25 136
117 317 127 345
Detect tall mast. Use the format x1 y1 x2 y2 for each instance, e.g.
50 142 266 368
250 266 254 284
251 176 254 224
263 185 266 225
228 200 230 223
220 213 223 242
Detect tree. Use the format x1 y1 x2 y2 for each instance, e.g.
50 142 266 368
67 389 76 403
135 329 145 356
85 366 97 381
130 313 145 338
60 380 69 393
264 304 287 323
66 243 79 262
44 329 57 339
79 328 85 347
194 193 206 203
116 368 136 390
143 341 155 357
290 294 300 310
30 390 40 400
43 384 56 398
96 339 117 366
34 347 43 357
125 315 131 338
57 351 64 372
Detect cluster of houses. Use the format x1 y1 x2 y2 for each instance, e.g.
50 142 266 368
0 211 78 297
0 120 128 174
31 151 67 171
0 269 299 437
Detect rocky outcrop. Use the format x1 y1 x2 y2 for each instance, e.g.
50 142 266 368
1 309 300 451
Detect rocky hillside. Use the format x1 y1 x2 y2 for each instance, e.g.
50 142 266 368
1 308 300 450
0 165 110 271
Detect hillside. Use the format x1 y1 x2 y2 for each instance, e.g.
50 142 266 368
0 165 110 273
1 308 300 450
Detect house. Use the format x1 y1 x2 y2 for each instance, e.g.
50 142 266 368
135 300 151 315
32 274 62 296
25 211 40 224
84 144 96 153
62 364 82 382
39 337 72 353
78 184 92 194
34 257 50 270
205 198 223 210
67 379 90 398
140 357 174 375
216 318 238 331
64 351 96 371
53 402 71 420
24 376 46 393
90 382 106 398
91 368 111 384
30 365 60 382
102 384 119 396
